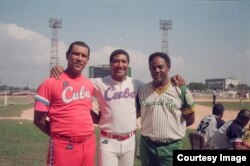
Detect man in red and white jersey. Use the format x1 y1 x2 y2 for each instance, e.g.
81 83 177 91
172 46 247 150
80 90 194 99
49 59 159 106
33 41 96 166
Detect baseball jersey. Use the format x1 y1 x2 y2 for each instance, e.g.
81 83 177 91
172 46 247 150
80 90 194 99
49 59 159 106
209 120 244 149
34 72 94 136
91 76 143 134
137 82 195 142
197 114 225 145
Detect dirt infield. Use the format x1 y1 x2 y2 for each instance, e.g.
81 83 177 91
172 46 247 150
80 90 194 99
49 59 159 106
0 107 34 121
0 104 239 129
187 104 238 129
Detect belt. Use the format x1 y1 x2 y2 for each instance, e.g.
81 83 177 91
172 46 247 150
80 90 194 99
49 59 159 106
52 133 93 143
101 130 136 141
143 136 181 147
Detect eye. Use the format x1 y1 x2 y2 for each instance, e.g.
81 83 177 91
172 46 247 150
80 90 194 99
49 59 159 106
71 52 88 59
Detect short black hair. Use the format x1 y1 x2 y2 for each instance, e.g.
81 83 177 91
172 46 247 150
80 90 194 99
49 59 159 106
66 41 90 58
212 103 225 115
109 49 130 63
148 52 171 68
237 109 250 119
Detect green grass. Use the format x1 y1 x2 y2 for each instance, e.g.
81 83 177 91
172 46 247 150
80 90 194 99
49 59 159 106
0 103 33 117
0 119 193 166
0 104 196 166
4 101 247 165
196 101 250 110
1 101 248 165
0 120 49 166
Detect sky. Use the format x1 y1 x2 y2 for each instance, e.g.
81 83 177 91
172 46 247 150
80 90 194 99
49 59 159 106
0 0 250 89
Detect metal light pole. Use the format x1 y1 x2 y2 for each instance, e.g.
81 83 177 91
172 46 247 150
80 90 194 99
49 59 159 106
49 18 62 70
159 20 172 55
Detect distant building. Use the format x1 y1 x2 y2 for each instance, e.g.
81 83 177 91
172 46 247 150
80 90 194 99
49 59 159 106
205 77 241 90
89 65 131 78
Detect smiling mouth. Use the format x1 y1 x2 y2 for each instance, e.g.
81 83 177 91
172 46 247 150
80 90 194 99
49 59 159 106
75 63 83 66
153 75 162 79
74 63 84 69
116 69 125 73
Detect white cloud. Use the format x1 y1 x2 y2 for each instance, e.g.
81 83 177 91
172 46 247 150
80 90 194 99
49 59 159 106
1 23 39 41
0 24 152 88
89 45 114 66
1 23 249 88
0 23 67 88
237 50 250 60
0 23 51 66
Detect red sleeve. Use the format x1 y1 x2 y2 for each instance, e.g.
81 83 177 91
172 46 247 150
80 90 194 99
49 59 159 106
34 79 53 112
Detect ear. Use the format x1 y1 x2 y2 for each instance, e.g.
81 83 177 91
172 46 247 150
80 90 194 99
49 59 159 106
66 53 69 60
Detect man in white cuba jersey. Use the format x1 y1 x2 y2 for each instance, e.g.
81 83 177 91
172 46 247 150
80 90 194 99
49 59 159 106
197 103 225 147
136 52 195 166
209 109 250 150
92 77 142 166
92 76 142 135
92 49 144 166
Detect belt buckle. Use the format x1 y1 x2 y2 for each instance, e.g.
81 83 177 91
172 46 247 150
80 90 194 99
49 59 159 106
165 141 172 146
117 135 122 141
70 136 77 142
70 136 82 143
102 131 135 141
76 136 82 143
118 134 129 141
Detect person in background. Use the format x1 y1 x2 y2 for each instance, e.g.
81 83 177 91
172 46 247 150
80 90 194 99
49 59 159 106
33 41 96 166
196 103 225 147
212 89 217 105
136 52 195 166
243 123 250 146
209 109 250 150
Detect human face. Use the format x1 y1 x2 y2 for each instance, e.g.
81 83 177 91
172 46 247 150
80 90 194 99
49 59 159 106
149 56 170 86
236 116 249 128
66 45 89 76
240 117 249 128
110 54 129 82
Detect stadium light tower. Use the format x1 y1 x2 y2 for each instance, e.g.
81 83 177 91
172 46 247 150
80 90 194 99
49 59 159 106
49 18 62 70
159 20 172 55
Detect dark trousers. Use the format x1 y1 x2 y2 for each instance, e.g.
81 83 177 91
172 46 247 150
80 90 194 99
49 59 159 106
213 95 216 105
140 136 182 166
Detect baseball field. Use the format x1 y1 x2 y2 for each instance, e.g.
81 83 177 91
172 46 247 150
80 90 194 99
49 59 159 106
0 99 249 166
